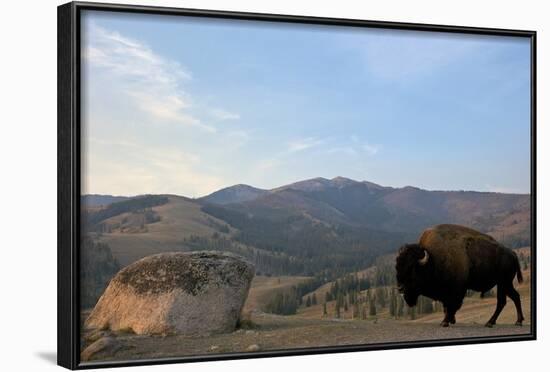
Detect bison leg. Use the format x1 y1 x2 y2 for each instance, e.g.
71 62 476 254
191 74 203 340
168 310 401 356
441 303 458 327
441 306 450 327
447 303 460 325
506 285 524 326
486 285 506 327
440 305 451 327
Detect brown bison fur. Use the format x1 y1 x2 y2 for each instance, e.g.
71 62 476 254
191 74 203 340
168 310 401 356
396 224 524 327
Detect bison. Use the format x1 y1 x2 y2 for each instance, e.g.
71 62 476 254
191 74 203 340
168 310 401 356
395 224 524 327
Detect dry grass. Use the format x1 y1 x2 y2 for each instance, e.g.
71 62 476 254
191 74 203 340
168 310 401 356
298 269 531 327
244 275 311 313
81 269 532 363
414 269 531 325
97 196 232 266
84 310 531 362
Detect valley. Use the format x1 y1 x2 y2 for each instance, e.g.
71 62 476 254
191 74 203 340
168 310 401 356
79 176 532 361
83 176 531 273
81 264 531 362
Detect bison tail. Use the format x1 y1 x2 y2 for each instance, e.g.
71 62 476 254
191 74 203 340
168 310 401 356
515 255 524 284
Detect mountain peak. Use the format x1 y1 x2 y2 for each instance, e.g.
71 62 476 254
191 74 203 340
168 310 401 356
361 180 386 190
276 176 387 192
331 176 357 186
200 184 267 205
230 184 259 190
276 177 332 192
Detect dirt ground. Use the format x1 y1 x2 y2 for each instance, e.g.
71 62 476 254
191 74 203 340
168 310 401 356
81 310 531 363
81 266 532 364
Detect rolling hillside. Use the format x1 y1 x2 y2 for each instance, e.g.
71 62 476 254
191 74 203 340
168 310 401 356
199 184 268 205
82 195 309 277
84 195 232 266
82 255 532 361
82 176 530 273
82 194 130 207
201 176 530 248
80 188 532 357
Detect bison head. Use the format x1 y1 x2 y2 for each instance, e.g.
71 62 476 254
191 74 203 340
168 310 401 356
395 244 431 307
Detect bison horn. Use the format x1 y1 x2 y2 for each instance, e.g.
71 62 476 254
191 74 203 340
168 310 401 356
418 250 429 266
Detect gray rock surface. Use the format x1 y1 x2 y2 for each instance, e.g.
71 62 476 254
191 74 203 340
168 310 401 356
84 251 255 336
81 336 120 361
246 344 261 352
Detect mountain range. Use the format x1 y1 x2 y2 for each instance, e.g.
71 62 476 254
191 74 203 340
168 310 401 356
82 177 530 276
199 177 529 244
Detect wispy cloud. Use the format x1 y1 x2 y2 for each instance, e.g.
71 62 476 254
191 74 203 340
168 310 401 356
83 139 225 197
254 136 325 172
83 24 215 132
327 147 357 156
259 135 379 173
328 136 380 156
484 184 528 194
81 17 528 196
345 30 489 83
257 158 282 171
211 108 241 121
128 91 216 132
363 143 380 155
287 137 325 153
224 129 251 149
89 137 140 148
84 26 191 84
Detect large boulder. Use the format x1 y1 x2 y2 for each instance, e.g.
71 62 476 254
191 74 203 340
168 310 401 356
84 251 255 336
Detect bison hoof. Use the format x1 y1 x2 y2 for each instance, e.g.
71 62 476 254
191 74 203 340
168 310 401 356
515 321 523 326
485 322 494 328
440 321 450 327
450 318 456 325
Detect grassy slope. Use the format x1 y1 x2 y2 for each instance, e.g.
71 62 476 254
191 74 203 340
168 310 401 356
299 247 531 322
243 275 311 314
96 196 232 266
415 278 531 325
298 269 530 325
248 260 531 326
298 272 530 325
83 270 531 362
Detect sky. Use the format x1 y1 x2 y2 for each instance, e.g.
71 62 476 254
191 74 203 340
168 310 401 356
81 10 532 198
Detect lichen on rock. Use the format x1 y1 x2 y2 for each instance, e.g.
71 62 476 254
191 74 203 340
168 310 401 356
84 251 255 336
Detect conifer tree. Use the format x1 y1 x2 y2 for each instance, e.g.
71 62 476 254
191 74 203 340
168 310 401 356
389 289 397 317
408 305 416 320
353 302 360 320
397 296 404 317
419 296 433 314
376 287 387 308
369 297 377 316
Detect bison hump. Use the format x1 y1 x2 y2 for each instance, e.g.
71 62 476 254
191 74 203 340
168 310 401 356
419 224 497 248
418 224 499 284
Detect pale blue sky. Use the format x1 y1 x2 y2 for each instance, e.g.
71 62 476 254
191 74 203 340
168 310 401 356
81 10 531 197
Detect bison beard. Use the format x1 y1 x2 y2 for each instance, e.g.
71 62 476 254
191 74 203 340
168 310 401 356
395 224 525 328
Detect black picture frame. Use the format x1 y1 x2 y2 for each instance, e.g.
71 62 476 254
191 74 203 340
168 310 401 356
58 1 537 369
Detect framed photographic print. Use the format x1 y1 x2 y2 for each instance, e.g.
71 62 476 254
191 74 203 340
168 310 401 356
58 1 536 369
